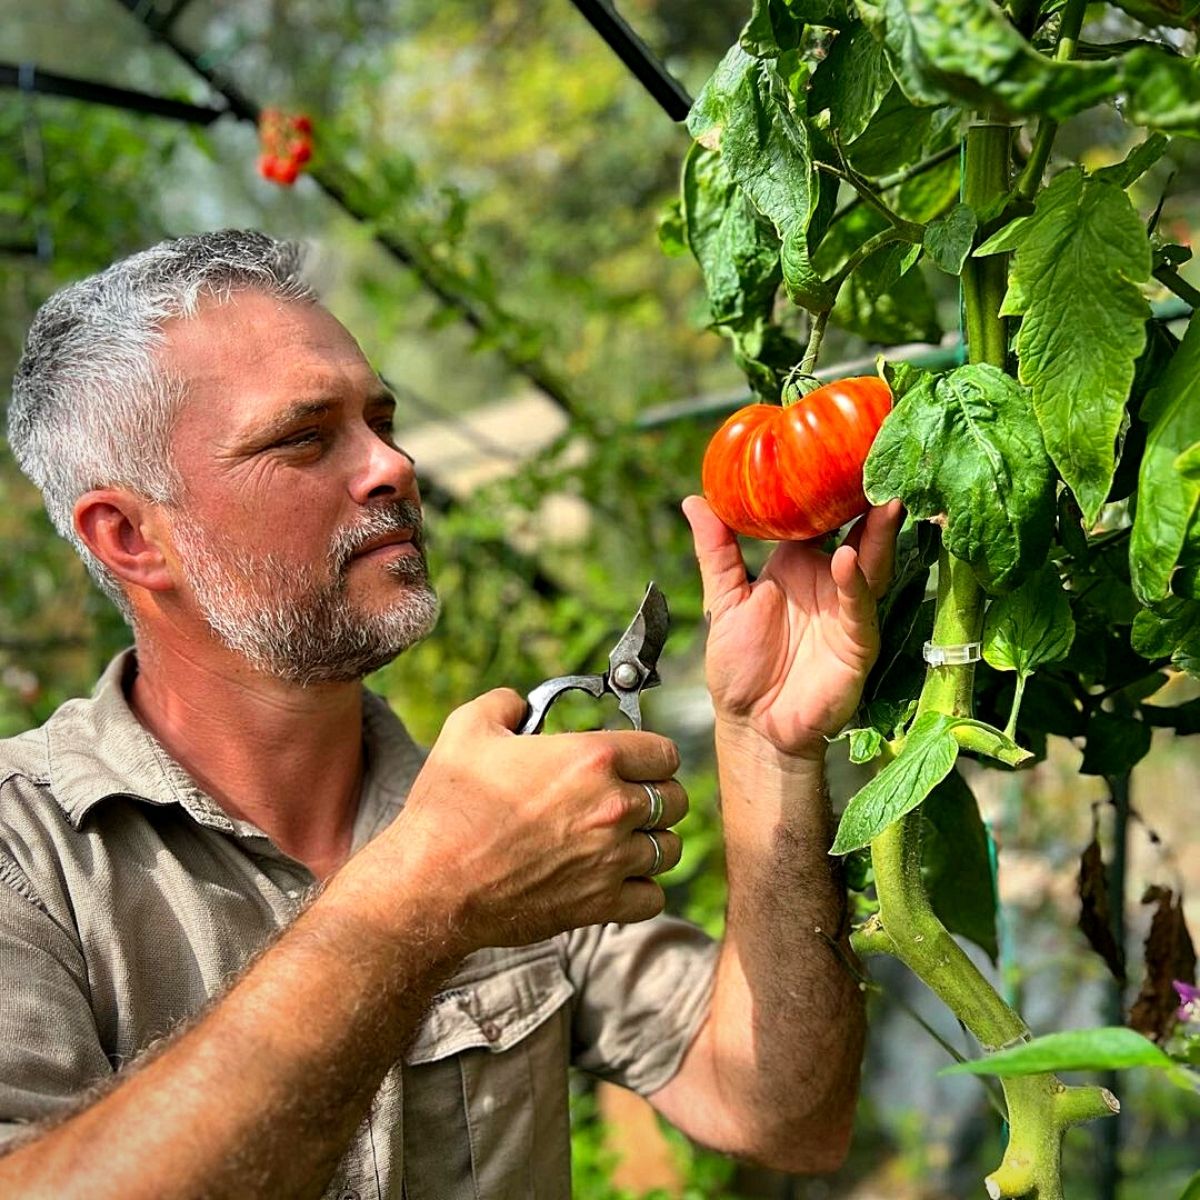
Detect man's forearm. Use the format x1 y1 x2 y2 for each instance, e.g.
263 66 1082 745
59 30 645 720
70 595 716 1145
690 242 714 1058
705 720 865 1168
0 867 465 1200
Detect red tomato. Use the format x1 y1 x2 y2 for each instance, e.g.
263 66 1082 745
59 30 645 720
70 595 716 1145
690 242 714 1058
701 376 893 541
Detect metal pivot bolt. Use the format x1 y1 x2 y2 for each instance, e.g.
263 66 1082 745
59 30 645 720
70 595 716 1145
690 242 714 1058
611 662 641 689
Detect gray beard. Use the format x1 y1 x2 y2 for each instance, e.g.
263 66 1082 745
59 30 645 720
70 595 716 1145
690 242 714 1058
172 499 440 686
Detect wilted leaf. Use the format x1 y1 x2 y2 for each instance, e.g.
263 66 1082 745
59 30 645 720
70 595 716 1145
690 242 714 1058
976 169 1152 525
854 0 1121 118
1129 886 1198 1042
940 1026 1172 1076
1078 837 1127 981
681 145 782 326
689 47 827 311
863 364 1056 592
741 0 805 57
809 21 894 143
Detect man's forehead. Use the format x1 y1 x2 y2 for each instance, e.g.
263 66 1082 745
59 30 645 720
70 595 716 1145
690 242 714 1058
162 290 380 419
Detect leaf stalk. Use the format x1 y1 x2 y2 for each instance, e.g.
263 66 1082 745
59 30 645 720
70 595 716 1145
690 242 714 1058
1012 0 1089 202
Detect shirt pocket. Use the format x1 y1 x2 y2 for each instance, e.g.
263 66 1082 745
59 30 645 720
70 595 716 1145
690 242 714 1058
401 943 574 1200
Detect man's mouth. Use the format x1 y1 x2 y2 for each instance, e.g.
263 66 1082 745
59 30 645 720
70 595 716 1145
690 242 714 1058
351 530 417 560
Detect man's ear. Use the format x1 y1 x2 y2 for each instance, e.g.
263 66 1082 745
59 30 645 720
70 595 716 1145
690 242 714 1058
74 489 176 593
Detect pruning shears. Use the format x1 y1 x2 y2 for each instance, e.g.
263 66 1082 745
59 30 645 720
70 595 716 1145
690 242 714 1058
517 582 669 735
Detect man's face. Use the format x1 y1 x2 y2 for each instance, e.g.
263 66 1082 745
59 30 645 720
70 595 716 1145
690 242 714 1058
158 289 438 684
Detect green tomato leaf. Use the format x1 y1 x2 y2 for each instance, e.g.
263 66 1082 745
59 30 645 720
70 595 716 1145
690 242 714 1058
834 258 941 344
1080 711 1153 777
923 202 978 275
921 770 998 963
1108 0 1200 29
1131 313 1200 604
843 85 942 177
689 47 826 312
681 145 782 327
1121 48 1200 136
782 224 835 309
853 0 1121 118
741 0 805 58
1093 133 1171 189
863 364 1056 592
1132 597 1200 678
657 197 688 257
1181 1170 1200 1200
975 169 1151 525
832 725 886 763
786 0 855 26
939 1026 1173 1077
831 712 961 854
982 564 1075 681
809 22 894 144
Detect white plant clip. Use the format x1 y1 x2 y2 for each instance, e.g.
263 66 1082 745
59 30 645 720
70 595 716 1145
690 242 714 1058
922 640 983 667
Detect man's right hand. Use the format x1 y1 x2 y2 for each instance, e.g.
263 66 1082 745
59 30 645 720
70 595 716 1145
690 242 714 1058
328 688 688 954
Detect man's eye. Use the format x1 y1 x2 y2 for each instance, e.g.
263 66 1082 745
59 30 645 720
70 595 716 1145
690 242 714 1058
372 421 398 442
277 429 321 448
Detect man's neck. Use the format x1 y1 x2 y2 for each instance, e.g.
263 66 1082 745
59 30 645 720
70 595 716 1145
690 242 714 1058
127 636 367 881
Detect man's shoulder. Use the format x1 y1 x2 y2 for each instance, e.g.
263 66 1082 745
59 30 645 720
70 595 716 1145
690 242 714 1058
0 721 52 797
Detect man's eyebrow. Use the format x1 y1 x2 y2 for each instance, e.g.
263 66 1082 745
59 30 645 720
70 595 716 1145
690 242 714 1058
242 390 396 445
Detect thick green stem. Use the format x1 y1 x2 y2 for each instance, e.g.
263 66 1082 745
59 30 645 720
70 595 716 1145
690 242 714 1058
867 112 1115 1200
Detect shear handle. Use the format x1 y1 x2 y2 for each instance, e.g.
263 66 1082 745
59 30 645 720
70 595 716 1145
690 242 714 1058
517 674 607 736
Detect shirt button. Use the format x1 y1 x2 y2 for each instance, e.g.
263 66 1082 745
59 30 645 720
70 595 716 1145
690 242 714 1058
339 1191 360 1200
481 1020 501 1042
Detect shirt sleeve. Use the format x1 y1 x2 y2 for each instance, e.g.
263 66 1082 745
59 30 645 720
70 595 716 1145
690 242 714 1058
0 850 112 1135
564 915 718 1096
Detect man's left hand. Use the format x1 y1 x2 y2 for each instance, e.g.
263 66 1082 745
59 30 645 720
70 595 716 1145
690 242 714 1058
682 495 903 761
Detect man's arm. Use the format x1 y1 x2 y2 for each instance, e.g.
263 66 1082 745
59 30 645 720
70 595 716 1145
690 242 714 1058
648 732 861 1173
648 496 902 1174
0 690 684 1199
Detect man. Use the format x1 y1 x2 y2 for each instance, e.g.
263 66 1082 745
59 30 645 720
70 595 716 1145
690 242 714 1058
0 230 900 1198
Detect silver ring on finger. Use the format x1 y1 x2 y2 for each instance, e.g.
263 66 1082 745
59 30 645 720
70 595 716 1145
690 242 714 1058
640 781 664 829
643 830 664 877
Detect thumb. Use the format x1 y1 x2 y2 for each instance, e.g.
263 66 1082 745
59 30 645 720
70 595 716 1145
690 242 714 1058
454 687 528 734
682 495 749 623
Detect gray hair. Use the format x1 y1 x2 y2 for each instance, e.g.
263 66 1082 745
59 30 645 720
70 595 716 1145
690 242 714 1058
8 230 316 619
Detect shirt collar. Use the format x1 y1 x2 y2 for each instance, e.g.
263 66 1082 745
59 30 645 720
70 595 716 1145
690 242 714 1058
46 648 426 842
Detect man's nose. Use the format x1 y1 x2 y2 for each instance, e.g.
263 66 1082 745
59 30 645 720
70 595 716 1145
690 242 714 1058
348 426 420 505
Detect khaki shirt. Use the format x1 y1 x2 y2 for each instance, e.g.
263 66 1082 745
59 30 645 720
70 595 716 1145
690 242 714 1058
0 651 717 1199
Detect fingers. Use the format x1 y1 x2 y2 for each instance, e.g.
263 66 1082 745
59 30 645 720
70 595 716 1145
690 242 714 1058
848 499 904 599
628 778 689 831
682 494 750 624
612 878 667 924
599 730 681 783
451 687 528 732
626 828 682 879
831 543 878 647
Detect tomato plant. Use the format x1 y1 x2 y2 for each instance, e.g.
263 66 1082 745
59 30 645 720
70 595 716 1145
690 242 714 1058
701 375 892 540
671 1 1200 1196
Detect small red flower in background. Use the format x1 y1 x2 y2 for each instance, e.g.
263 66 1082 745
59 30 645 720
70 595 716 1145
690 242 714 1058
257 108 315 187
